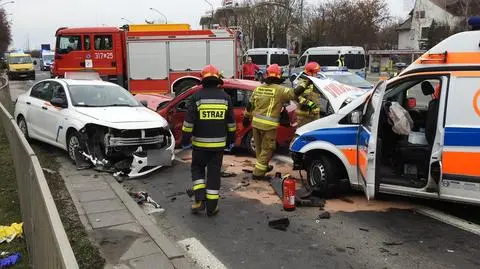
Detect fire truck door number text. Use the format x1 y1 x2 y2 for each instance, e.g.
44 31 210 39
94 52 114 60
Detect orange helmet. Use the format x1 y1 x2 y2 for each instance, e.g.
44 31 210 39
266 64 282 79
304 62 321 76
201 64 220 79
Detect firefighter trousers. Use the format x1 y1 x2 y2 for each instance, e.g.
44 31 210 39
253 128 277 177
191 149 223 212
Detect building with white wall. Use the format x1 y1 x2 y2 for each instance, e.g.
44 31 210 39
397 0 461 50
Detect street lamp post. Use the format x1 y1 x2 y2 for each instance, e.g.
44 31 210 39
149 8 167 24
0 1 14 7
121 17 134 24
203 0 214 29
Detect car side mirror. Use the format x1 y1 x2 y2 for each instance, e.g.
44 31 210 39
351 110 362 124
140 100 148 107
51 97 67 108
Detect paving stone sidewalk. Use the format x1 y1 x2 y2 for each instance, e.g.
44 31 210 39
58 159 194 269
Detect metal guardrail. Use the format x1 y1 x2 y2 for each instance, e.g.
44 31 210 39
0 78 79 269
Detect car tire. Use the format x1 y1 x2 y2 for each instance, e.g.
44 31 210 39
244 130 256 156
67 130 82 164
307 155 340 197
17 116 30 140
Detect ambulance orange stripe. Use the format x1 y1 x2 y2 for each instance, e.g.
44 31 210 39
415 52 480 65
341 148 357 166
443 151 480 177
358 150 367 177
452 71 480 77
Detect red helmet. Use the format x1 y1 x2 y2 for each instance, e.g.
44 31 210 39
304 62 321 76
266 64 282 79
201 64 220 79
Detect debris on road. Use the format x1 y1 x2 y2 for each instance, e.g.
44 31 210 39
318 211 331 219
379 247 399 256
166 191 186 198
270 175 325 208
359 228 369 232
42 168 57 174
268 218 290 231
221 171 237 178
0 252 21 268
231 182 250 191
242 169 253 173
447 249 455 253
129 191 162 209
170 197 177 202
0 223 23 243
383 241 403 246
339 197 355 204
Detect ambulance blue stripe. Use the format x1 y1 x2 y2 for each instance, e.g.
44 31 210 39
290 127 358 152
444 127 480 147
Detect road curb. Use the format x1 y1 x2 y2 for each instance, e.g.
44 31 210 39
105 176 186 260
416 207 480 237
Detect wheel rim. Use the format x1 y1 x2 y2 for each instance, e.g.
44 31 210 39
68 135 80 161
310 162 326 188
18 120 27 136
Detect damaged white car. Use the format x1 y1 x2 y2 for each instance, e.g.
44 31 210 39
14 78 174 178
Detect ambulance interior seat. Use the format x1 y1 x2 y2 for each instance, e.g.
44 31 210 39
392 81 437 180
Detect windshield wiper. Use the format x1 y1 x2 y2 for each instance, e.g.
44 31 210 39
98 104 136 107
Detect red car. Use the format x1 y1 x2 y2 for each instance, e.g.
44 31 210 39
135 79 297 154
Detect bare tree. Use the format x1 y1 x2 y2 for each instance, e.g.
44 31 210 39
0 9 11 55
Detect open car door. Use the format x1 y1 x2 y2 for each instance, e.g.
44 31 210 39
357 81 387 200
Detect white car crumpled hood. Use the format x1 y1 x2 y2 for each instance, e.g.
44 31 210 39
75 106 168 129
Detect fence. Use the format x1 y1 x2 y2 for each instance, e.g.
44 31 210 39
0 78 79 269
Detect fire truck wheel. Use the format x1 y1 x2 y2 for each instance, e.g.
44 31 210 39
174 79 198 96
307 155 340 198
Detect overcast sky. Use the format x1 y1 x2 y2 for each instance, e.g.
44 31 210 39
6 0 414 50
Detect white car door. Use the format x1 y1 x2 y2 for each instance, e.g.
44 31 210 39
42 81 69 145
357 81 386 200
27 81 54 140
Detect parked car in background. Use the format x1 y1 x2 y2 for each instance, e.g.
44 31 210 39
135 79 297 155
14 76 174 178
292 67 373 90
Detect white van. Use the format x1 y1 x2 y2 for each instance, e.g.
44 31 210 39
292 46 366 79
244 48 289 80
290 27 480 205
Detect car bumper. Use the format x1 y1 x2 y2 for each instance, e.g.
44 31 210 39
9 70 35 77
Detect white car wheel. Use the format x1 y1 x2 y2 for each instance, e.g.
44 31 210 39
17 117 29 138
67 132 81 163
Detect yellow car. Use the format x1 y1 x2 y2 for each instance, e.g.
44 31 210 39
7 53 36 80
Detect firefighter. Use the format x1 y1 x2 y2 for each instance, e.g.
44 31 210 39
243 64 311 180
336 55 345 67
296 62 321 127
181 64 236 217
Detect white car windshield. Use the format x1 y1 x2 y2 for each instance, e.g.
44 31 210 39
69 84 142 107
324 73 372 89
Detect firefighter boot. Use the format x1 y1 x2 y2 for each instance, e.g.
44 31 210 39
191 200 206 214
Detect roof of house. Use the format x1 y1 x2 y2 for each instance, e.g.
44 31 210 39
396 16 412 31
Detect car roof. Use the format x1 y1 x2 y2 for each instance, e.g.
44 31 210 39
43 78 119 87
220 79 261 90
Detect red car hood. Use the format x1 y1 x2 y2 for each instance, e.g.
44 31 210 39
134 93 173 111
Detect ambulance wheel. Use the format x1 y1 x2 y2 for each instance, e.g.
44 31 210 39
244 130 255 156
307 156 339 197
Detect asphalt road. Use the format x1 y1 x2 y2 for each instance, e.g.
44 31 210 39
9 70 480 269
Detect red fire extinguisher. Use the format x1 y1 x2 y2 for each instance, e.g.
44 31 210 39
282 174 296 211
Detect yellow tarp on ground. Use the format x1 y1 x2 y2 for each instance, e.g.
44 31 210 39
0 223 23 243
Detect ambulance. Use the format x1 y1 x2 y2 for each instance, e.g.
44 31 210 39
290 19 480 205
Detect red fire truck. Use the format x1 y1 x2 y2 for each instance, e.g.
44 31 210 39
53 24 240 95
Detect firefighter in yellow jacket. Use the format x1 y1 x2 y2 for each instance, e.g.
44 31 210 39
243 64 311 179
296 62 322 127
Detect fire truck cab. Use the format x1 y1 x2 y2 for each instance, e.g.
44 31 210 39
54 24 239 95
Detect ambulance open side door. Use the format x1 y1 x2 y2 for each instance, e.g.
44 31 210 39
357 81 386 200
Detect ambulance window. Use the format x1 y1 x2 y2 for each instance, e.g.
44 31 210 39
296 56 306 67
94 35 113 50
58 35 81 53
84 35 91 50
